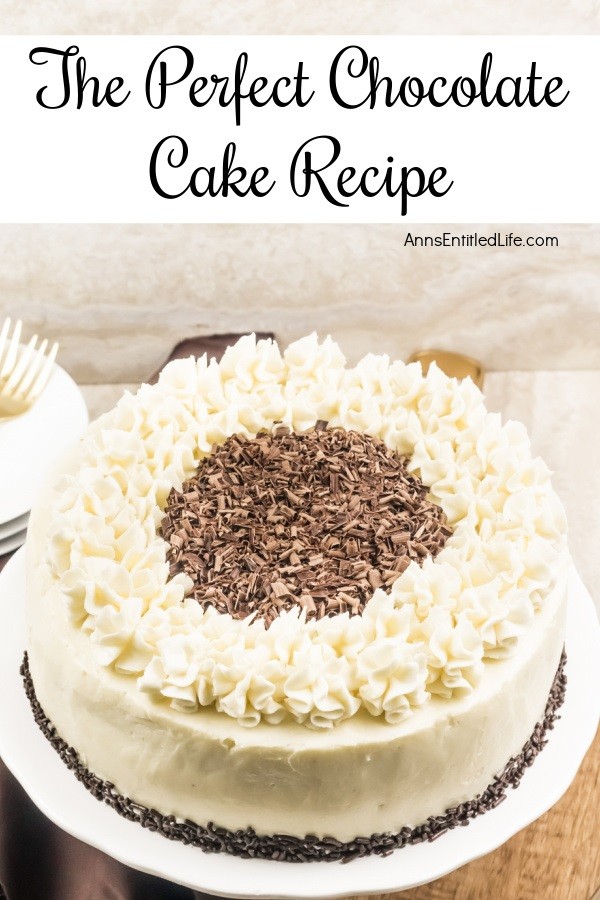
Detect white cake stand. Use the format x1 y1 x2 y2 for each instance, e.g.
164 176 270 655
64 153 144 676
0 549 598 899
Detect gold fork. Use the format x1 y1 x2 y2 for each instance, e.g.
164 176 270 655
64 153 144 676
0 318 59 420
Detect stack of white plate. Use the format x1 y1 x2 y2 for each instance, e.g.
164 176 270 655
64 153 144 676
0 358 88 558
0 511 30 556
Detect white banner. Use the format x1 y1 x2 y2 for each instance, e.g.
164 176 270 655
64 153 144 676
0 36 597 223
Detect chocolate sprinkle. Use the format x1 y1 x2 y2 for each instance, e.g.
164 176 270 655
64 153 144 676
161 425 451 625
20 648 566 864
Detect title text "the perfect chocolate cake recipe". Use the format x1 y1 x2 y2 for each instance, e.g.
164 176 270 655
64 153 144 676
28 44 569 215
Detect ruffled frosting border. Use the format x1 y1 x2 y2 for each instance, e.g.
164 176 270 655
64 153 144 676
44 334 568 729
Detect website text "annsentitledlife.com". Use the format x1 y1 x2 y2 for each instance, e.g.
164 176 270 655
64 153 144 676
404 232 558 248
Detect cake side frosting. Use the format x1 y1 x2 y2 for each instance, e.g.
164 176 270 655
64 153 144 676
26 486 568 840
37 334 568 730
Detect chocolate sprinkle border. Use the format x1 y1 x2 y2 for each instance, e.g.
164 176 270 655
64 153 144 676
20 649 566 864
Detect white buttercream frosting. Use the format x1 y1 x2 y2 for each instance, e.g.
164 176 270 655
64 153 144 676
44 335 568 728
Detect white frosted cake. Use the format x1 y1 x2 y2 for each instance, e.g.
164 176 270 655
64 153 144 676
24 335 569 861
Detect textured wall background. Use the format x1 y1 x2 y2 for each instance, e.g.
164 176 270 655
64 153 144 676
2 0 599 33
0 224 598 383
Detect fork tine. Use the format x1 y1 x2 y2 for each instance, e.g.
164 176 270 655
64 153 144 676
0 317 11 365
0 334 38 395
15 337 47 397
0 318 21 381
26 341 58 401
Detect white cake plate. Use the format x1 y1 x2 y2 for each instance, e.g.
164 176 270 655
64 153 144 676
0 359 88 524
0 549 598 899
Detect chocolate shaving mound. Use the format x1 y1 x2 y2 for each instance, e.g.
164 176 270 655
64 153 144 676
20 649 566 864
161 424 451 625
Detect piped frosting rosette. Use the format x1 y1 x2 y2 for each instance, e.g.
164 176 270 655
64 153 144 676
45 335 568 729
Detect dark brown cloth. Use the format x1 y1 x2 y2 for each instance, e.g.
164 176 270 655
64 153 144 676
0 759 206 900
0 335 273 900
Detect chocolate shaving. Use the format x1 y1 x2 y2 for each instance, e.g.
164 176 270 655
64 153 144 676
160 425 451 625
19 649 567 864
